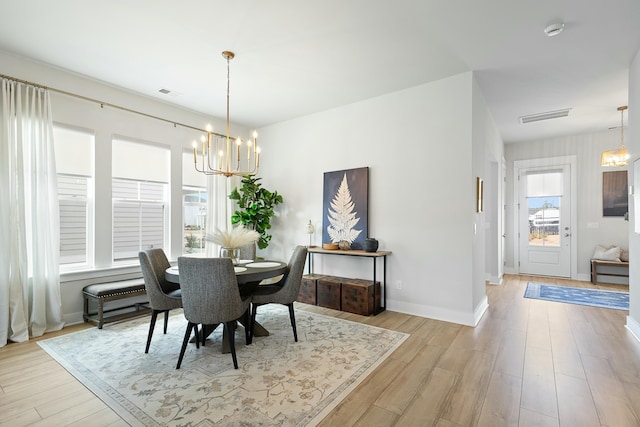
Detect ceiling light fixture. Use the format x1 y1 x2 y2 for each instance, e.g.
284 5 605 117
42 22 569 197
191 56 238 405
544 21 565 37
601 106 629 167
192 51 259 177
519 108 571 124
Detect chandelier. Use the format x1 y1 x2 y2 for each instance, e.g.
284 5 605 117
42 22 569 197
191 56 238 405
192 51 259 177
601 106 629 167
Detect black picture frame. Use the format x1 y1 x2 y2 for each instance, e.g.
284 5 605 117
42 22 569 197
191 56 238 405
322 167 369 250
603 170 628 217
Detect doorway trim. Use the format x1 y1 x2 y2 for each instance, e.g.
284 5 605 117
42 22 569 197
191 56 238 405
513 155 578 279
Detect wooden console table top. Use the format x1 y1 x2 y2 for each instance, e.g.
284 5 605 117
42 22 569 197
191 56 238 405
308 247 391 257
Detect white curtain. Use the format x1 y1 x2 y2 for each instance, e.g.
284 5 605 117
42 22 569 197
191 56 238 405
0 78 64 347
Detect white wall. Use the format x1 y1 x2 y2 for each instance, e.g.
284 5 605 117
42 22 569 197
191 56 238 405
627 47 640 336
2 50 503 327
257 72 502 325
504 131 630 280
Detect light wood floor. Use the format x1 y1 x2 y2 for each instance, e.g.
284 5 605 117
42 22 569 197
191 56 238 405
1 274 639 426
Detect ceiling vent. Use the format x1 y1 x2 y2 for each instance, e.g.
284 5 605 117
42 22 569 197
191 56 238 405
519 108 571 124
158 88 171 94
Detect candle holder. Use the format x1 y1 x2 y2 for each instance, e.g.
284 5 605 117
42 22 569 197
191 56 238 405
306 220 315 248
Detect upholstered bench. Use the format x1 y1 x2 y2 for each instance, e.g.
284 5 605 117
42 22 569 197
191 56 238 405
590 260 629 286
82 278 149 328
590 245 629 286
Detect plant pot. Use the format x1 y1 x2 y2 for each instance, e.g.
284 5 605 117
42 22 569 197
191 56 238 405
363 238 379 252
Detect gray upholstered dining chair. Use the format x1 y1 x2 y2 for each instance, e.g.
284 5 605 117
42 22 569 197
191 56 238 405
249 245 308 343
176 257 251 370
139 249 182 353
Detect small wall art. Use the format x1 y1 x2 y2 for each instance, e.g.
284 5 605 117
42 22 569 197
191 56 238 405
603 170 628 217
476 177 484 213
322 167 368 250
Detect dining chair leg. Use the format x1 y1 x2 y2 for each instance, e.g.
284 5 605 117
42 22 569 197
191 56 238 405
176 322 194 369
287 303 298 342
163 310 169 334
225 321 239 369
145 310 160 353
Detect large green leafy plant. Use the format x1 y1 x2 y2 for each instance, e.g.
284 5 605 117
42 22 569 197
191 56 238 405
229 175 283 249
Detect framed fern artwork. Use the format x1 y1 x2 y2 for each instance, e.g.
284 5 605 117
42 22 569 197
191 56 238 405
322 167 369 250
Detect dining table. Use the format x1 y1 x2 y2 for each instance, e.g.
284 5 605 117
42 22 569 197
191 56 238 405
165 258 288 353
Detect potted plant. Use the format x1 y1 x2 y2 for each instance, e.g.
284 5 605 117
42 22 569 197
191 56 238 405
229 175 283 250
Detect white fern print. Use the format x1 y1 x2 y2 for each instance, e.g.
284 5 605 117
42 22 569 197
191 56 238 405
327 173 362 243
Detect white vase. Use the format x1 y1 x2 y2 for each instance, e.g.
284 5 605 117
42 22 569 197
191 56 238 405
219 247 240 264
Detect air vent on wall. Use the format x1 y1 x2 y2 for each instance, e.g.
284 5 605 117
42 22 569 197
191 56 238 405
519 108 571 124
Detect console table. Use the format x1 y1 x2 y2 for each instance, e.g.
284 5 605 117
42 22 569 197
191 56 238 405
307 247 391 315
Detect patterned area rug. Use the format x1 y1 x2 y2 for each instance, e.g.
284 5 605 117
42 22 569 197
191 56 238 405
524 282 629 310
39 305 408 426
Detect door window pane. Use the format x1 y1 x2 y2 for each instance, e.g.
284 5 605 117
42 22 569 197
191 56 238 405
528 196 560 247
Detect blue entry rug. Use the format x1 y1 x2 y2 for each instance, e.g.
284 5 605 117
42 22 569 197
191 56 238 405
524 282 629 310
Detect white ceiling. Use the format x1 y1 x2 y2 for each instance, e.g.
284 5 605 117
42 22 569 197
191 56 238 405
1 0 639 143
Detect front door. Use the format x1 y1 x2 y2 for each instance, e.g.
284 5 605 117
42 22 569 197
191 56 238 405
518 165 571 277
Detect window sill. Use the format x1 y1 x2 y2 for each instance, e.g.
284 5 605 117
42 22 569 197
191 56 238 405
60 264 143 284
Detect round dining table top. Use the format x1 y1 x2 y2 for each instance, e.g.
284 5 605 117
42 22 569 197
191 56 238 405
165 259 287 285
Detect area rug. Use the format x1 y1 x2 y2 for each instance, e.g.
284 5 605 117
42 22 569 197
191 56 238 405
524 282 629 310
38 305 408 426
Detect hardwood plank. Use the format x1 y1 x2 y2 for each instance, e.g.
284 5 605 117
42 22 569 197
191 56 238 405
395 367 459 427
439 350 495 426
549 327 586 379
521 345 558 418
374 344 444 414
494 328 526 378
526 300 551 350
555 373 601 427
65 408 127 427
476 371 522 427
517 408 559 427
0 408 42 427
353 405 398 427
581 354 640 426
317 356 407 426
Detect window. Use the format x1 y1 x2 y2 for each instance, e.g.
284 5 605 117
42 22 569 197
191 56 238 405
112 178 166 261
182 152 208 254
183 187 207 253
53 125 94 269
112 139 169 262
58 175 90 264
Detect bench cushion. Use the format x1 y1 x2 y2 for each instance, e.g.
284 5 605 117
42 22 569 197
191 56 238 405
83 278 145 297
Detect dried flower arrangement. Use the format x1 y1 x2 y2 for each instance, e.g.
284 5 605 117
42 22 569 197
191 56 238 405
205 226 259 249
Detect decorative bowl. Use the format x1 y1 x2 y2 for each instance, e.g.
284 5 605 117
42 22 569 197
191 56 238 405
323 243 339 250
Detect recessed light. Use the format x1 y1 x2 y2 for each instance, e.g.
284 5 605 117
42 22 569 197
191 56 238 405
544 21 565 37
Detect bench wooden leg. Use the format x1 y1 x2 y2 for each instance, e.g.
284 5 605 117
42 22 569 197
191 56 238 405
97 299 104 329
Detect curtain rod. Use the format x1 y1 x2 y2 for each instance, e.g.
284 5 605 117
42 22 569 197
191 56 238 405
0 72 231 138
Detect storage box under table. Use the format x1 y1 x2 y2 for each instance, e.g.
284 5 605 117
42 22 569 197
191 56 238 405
317 276 344 310
341 278 381 316
298 274 324 305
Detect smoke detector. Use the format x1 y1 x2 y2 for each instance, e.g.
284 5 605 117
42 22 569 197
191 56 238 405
544 22 565 37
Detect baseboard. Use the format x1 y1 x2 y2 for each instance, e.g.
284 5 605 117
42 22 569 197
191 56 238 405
487 275 503 286
388 299 483 327
626 316 640 344
504 267 518 275
473 296 489 326
63 312 85 326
